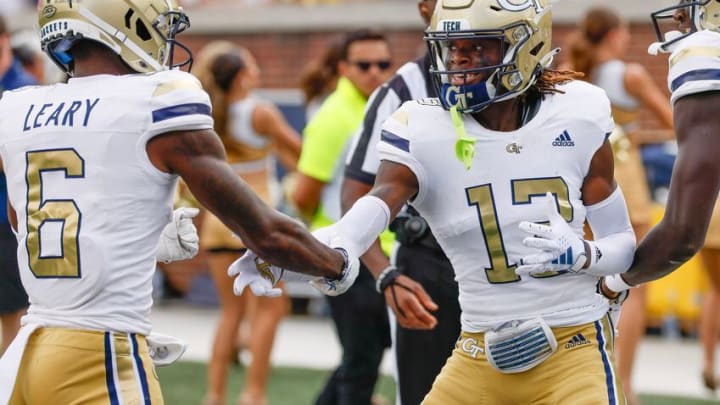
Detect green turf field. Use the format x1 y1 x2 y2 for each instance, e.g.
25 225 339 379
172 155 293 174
158 361 719 405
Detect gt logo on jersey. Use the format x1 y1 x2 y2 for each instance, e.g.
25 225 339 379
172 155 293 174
496 0 544 12
506 143 522 154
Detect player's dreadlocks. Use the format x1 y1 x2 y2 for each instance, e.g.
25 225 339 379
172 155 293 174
529 68 584 98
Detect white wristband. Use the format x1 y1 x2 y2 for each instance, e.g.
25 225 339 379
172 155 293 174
375 265 396 293
605 273 632 293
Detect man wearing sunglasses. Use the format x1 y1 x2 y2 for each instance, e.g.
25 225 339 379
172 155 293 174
290 29 394 405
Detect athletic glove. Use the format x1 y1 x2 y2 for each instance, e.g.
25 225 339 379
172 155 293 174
156 208 200 263
227 228 359 297
516 193 591 277
308 228 359 296
228 250 284 297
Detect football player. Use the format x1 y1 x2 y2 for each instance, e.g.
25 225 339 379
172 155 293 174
233 0 636 403
602 1 720 289
0 1 358 404
600 0 720 391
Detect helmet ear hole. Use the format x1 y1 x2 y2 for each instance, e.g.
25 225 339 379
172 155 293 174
135 20 152 41
124 9 134 29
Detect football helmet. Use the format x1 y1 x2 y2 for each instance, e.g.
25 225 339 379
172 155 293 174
650 0 720 52
425 0 553 113
38 0 192 75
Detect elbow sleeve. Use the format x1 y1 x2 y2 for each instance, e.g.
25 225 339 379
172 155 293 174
585 187 636 276
328 195 390 257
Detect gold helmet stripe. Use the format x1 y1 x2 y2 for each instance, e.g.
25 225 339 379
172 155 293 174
78 5 164 71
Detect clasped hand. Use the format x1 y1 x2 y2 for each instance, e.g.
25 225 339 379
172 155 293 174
227 228 359 297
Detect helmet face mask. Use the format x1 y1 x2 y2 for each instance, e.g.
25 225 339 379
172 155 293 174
38 0 193 75
425 0 552 114
651 0 720 51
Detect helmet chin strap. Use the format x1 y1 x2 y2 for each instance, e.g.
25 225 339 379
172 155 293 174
440 80 495 112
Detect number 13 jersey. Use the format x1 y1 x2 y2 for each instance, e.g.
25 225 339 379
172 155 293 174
379 80 615 332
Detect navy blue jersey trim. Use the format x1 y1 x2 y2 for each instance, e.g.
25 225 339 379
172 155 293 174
151 103 211 123
381 130 410 152
670 68 720 92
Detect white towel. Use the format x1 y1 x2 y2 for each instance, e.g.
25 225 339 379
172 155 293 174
0 324 41 404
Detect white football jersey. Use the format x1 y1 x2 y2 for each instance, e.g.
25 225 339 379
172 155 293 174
667 30 720 104
0 70 213 335
378 81 614 332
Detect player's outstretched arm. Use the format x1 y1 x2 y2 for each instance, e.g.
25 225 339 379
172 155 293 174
620 91 720 287
147 128 344 279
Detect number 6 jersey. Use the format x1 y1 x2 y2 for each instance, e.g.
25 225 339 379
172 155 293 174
0 70 213 335
378 80 615 332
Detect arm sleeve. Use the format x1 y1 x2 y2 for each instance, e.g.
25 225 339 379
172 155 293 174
281 195 391 283
585 186 636 276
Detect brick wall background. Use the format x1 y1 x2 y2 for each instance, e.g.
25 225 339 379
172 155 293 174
182 22 671 131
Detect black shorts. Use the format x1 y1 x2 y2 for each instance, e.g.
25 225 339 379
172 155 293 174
0 223 28 314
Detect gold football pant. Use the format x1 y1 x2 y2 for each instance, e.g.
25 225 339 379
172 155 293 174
423 316 625 405
10 327 163 405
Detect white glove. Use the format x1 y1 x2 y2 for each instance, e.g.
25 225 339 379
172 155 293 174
226 228 359 297
516 193 590 277
308 229 359 296
156 208 200 263
227 250 284 297
146 333 188 367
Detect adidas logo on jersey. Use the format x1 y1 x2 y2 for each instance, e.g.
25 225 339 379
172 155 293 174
565 333 591 349
552 130 574 147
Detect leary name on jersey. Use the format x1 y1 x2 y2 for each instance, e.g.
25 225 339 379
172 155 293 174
0 70 213 335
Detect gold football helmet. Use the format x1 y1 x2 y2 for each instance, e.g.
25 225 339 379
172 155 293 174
425 0 553 113
651 0 720 51
38 0 192 75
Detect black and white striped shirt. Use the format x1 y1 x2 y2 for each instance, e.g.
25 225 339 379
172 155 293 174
345 53 435 183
